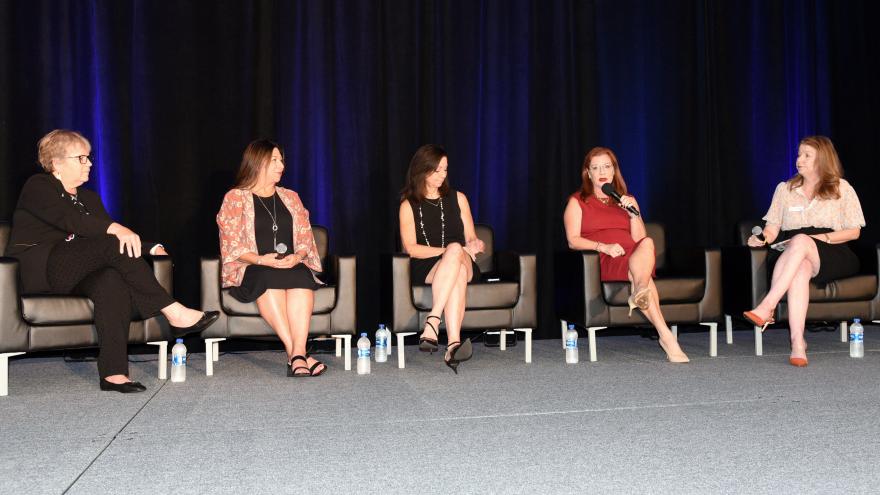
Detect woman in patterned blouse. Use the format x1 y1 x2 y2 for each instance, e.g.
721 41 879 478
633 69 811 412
216 140 325 377
744 136 866 366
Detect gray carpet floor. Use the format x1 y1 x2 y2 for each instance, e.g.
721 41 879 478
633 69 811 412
2 325 879 494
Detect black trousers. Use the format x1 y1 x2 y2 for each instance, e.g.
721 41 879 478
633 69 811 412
46 236 175 379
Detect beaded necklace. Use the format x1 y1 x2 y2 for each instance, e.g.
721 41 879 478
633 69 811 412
418 197 445 247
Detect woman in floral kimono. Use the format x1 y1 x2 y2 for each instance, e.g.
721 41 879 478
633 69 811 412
216 140 325 377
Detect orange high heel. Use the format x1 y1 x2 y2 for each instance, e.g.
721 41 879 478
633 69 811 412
743 309 775 332
789 342 808 367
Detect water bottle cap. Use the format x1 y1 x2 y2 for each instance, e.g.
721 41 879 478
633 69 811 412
361 332 367 337
854 318 861 323
379 324 385 329
176 338 183 343
568 324 575 330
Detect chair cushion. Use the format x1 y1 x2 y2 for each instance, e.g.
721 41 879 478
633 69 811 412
603 277 705 305
220 285 336 316
804 275 876 303
21 296 94 325
412 281 519 311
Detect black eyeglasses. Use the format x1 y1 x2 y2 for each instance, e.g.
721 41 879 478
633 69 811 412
64 155 92 164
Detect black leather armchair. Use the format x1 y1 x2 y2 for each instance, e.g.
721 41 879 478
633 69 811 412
555 223 722 361
199 225 357 373
724 221 880 355
0 222 173 396
385 224 536 368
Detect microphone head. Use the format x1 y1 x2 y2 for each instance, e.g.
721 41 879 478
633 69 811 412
600 183 615 196
751 226 763 236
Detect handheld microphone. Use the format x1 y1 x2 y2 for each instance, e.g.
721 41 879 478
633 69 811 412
600 183 640 217
751 226 765 243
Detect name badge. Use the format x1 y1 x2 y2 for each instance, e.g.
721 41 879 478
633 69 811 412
788 206 804 212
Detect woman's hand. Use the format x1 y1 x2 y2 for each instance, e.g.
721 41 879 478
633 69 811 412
618 195 638 214
152 246 169 256
747 235 767 248
107 223 142 258
258 252 303 269
599 242 625 258
464 239 485 261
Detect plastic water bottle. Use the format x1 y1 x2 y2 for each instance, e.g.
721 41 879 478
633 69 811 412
171 338 187 382
850 318 864 358
565 324 579 364
357 332 371 375
375 324 389 363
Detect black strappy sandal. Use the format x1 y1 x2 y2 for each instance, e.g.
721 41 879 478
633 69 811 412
305 353 327 377
444 338 473 374
287 355 311 377
419 315 441 353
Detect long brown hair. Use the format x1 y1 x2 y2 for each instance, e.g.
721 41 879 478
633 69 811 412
233 139 282 189
787 135 843 200
579 146 628 201
400 144 450 203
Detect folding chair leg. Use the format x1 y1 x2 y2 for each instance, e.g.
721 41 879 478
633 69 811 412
700 322 718 357
754 326 763 356
147 341 168 380
204 338 226 376
1 352 25 397
395 332 416 369
587 326 606 362
840 321 848 343
725 314 733 344
514 328 532 363
332 335 352 371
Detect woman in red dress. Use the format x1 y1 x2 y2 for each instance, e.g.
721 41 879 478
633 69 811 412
563 147 689 363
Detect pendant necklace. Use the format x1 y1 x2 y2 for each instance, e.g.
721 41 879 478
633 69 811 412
254 191 288 255
418 196 445 247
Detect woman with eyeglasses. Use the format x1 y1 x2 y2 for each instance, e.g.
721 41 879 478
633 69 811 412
562 146 689 363
6 129 219 393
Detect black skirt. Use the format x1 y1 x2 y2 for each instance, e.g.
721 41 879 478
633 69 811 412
768 227 859 285
410 255 482 286
229 263 321 303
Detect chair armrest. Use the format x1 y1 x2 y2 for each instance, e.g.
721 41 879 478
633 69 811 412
749 248 769 308
150 255 173 294
873 244 880 320
496 251 537 328
385 254 419 333
199 257 227 338
328 255 356 334
0 257 29 352
554 250 608 327
698 248 722 320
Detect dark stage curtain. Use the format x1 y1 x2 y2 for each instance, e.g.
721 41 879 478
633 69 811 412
1 0 878 338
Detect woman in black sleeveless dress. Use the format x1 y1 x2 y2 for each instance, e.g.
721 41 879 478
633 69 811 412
398 144 483 373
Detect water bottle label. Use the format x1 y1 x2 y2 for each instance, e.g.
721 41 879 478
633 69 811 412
565 338 577 349
849 333 863 343
358 349 370 358
376 337 387 349
172 354 186 366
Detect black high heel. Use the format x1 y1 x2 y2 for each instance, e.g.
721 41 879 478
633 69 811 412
419 315 441 353
444 339 473 374
170 311 220 338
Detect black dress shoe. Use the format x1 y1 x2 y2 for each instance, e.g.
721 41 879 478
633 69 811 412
170 310 220 338
100 380 147 393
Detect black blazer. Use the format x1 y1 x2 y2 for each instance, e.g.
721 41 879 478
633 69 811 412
7 173 117 293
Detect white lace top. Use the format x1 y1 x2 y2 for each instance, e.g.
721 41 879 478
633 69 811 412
762 178 865 231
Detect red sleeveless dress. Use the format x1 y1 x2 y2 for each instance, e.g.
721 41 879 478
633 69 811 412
573 193 653 282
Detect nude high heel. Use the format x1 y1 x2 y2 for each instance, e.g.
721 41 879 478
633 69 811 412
658 338 690 363
627 287 651 317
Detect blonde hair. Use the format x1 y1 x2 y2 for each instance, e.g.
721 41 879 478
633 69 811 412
37 129 90 173
787 135 843 200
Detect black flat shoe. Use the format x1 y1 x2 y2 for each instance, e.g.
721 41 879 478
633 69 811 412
170 311 220 338
99 380 147 393
444 339 473 375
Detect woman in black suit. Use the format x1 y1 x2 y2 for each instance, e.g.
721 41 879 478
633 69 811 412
6 130 219 393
